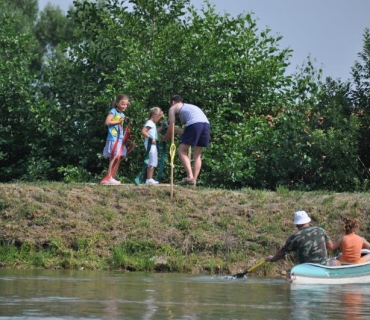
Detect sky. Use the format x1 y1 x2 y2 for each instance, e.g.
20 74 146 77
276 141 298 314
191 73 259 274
38 0 370 81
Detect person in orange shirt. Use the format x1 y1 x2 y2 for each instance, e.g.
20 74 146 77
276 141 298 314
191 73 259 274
331 217 370 265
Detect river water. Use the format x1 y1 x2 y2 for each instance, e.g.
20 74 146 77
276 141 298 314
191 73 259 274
1 269 370 319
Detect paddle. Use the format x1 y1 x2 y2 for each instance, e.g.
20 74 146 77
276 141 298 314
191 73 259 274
232 260 267 278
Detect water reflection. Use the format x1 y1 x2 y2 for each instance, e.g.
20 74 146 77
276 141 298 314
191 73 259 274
102 293 120 320
290 283 370 320
342 290 362 320
1 270 370 319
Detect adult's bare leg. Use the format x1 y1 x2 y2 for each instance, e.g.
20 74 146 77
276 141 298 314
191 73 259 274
192 146 203 182
178 143 193 179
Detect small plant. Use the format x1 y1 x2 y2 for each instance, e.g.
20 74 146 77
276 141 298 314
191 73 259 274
20 241 34 258
139 219 149 228
235 224 249 238
112 246 127 268
57 165 93 183
32 252 46 268
0 198 11 211
23 157 51 181
176 218 191 231
217 216 234 230
249 243 262 252
17 202 42 219
276 185 290 196
208 258 216 274
322 195 335 205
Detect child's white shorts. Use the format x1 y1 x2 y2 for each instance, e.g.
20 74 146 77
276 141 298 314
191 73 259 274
145 144 158 167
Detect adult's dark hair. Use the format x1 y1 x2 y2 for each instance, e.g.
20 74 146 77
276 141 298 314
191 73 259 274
171 95 183 103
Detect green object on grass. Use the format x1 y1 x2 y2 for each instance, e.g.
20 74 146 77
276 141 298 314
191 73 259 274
156 121 168 182
134 138 152 185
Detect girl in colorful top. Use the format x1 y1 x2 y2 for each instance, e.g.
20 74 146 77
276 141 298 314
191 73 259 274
331 217 370 265
141 107 164 185
100 94 130 185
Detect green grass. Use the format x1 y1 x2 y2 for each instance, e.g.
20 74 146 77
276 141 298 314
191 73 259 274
0 182 370 277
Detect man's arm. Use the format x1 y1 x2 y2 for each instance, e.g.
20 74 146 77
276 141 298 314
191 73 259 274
265 249 285 262
327 238 341 252
162 103 181 141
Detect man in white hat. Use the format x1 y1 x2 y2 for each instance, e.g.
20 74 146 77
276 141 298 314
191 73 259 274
265 210 334 265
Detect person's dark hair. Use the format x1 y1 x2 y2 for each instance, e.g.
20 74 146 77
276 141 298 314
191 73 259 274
171 95 183 103
343 217 359 234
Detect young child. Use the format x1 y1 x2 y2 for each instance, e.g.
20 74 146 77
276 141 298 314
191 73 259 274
100 94 130 185
140 107 163 185
330 217 370 265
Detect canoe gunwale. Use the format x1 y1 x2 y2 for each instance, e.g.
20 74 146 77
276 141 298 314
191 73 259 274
289 262 370 284
289 250 370 284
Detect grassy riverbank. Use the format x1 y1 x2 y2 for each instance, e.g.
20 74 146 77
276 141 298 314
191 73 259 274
0 183 369 277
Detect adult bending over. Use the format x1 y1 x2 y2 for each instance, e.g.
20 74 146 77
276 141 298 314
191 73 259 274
162 95 210 186
265 210 334 265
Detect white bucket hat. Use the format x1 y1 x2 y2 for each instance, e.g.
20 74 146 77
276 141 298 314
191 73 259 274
293 210 311 225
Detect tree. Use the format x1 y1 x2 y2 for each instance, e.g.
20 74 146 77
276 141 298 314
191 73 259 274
37 0 295 185
2 0 365 191
0 14 42 181
33 3 79 70
0 0 74 71
350 28 370 180
0 0 38 32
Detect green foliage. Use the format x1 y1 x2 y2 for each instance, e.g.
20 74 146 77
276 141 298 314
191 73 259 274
0 0 368 191
37 0 296 187
111 240 157 271
242 60 363 191
0 242 19 264
350 28 370 179
33 3 79 69
0 14 38 181
0 0 38 33
57 165 94 183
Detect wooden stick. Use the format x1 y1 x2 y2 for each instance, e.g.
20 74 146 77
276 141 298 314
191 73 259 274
170 122 175 200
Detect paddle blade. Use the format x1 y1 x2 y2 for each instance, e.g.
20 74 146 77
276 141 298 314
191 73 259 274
232 260 266 278
233 272 248 279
